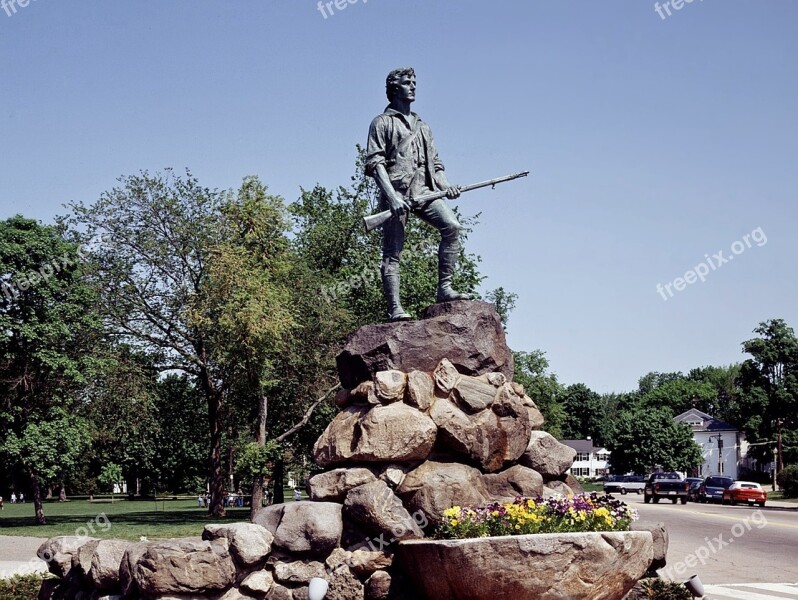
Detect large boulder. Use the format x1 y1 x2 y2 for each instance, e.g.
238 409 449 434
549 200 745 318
481 465 544 501
313 403 437 467
131 539 236 596
520 431 577 478
336 300 513 389
89 539 131 591
398 531 654 600
38 536 97 578
397 461 492 528
271 501 343 557
344 479 425 541
309 467 378 502
203 523 274 568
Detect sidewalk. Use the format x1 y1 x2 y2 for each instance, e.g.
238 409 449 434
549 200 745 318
0 536 48 579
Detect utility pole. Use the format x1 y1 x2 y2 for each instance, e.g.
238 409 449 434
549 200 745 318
777 417 784 473
773 445 778 492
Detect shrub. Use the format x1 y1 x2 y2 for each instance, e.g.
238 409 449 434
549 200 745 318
0 574 45 600
777 464 798 498
640 578 692 599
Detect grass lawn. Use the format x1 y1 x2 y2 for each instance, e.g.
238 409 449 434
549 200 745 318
768 491 798 503
580 481 604 493
0 491 302 541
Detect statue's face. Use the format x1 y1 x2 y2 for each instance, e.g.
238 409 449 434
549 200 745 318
395 74 416 103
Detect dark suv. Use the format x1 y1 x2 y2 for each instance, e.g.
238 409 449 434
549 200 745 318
697 476 734 503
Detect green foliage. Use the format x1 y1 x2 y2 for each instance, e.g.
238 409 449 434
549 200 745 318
98 463 123 492
639 578 692 600
0 573 45 600
777 465 798 498
512 350 565 438
560 383 606 443
235 441 282 482
485 287 517 331
737 319 798 463
604 408 703 474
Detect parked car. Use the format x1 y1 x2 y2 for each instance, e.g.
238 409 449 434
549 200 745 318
603 475 646 495
722 481 767 507
644 472 690 504
685 477 703 502
696 476 734 504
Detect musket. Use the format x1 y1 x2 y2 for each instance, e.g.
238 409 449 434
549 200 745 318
363 171 530 233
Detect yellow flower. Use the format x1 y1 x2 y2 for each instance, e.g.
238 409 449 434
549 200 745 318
492 510 500 517
450 519 459 526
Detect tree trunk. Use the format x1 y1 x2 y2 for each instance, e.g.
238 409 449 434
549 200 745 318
198 361 226 518
28 471 46 525
58 481 66 502
273 459 285 505
250 390 268 520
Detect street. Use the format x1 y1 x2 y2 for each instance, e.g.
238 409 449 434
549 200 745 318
623 493 798 598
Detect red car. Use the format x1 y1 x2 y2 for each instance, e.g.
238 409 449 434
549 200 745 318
722 481 767 507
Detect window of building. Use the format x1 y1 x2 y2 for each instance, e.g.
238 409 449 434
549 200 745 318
571 468 590 477
576 452 590 461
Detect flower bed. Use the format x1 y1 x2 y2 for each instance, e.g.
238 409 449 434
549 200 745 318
437 492 638 539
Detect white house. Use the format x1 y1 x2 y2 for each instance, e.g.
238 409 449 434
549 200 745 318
674 408 743 479
562 439 611 478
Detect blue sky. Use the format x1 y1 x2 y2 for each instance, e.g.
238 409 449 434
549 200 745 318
2 1 796 393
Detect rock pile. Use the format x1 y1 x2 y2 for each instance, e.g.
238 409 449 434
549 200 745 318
35 301 662 600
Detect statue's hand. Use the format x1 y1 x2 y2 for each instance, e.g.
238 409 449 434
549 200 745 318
389 195 411 217
444 185 462 199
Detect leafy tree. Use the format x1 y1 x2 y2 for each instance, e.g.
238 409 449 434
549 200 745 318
485 287 517 331
737 319 798 470
687 364 742 425
98 462 124 502
604 408 703 474
512 350 565 438
639 378 718 416
68 170 233 516
559 383 606 443
0 216 101 524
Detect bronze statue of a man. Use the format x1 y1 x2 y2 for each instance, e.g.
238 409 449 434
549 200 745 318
365 67 470 322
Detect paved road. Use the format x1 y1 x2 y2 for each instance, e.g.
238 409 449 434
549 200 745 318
0 535 48 579
621 492 798 593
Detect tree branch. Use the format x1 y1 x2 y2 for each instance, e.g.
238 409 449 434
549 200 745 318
275 383 340 443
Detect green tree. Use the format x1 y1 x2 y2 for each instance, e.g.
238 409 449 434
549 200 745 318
98 462 124 502
559 383 606 443
639 378 719 416
512 350 566 438
604 408 703 474
737 319 798 470
0 216 101 524
68 170 233 516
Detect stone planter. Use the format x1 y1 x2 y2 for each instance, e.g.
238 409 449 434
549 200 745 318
397 530 653 600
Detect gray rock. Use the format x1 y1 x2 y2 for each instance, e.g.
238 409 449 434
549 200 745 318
520 431 577 478
308 468 377 502
351 381 380 406
374 370 406 401
253 504 286 535
132 539 236 596
481 465 544 501
336 300 513 389
118 542 148 597
313 403 436 467
273 501 343 557
325 564 365 600
491 386 532 463
71 538 100 576
218 588 259 600
397 461 491 528
365 570 392 600
334 388 352 408
347 550 393 577
38 536 98 578
344 480 424 541
434 358 461 394
404 370 434 411
273 559 326 584
89 539 131 591
631 521 668 572
377 464 407 489
398 531 654 600
203 523 274 568
543 481 575 498
452 376 496 412
266 583 294 600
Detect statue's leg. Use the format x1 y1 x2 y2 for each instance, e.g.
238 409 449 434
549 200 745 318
416 199 471 302
381 211 411 322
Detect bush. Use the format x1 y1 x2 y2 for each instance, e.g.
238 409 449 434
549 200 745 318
776 464 798 498
0 574 45 600
640 578 692 600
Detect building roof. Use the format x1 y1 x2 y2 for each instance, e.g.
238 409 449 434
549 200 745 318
674 408 738 432
561 439 607 453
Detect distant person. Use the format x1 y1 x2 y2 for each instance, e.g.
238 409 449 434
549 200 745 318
18 492 23 503
10 492 16 504
293 488 302 502
265 488 272 506
197 494 204 508
0 496 4 510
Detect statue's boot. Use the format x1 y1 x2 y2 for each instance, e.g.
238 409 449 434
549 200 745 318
382 267 411 322
436 248 472 303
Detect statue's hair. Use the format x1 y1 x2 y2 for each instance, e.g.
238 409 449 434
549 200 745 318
386 67 416 101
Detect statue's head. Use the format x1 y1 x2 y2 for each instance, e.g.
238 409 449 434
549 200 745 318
386 67 416 102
